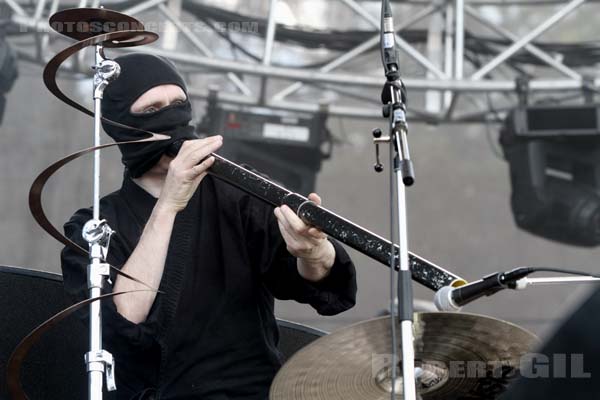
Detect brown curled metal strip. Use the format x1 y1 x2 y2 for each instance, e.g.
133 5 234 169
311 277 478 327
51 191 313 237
42 28 176 139
29 136 166 255
28 135 168 289
6 290 153 400
43 29 158 121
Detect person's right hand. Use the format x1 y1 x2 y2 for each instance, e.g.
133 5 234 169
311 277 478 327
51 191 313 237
157 135 223 213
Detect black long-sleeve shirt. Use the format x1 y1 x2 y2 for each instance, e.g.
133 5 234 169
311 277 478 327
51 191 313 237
60 173 357 400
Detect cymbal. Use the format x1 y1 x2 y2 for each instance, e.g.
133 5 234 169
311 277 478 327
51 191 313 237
270 313 538 400
49 8 148 44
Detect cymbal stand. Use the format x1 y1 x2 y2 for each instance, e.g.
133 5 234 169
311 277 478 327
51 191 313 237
82 43 120 400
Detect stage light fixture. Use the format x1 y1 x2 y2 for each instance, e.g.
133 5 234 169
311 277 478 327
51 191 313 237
197 92 332 195
500 104 600 246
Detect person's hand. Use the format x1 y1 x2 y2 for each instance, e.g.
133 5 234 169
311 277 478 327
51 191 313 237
274 193 336 282
157 135 222 213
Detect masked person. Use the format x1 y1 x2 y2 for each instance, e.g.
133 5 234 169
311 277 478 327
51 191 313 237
60 53 357 400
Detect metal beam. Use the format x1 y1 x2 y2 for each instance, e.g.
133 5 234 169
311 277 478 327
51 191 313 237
10 6 596 94
188 88 392 120
443 0 465 121
162 0 181 51
122 0 167 17
259 0 279 103
443 3 454 108
33 0 47 20
40 0 60 55
339 0 447 78
117 45 598 92
425 9 444 112
454 0 464 80
470 0 587 80
263 0 278 66
6 0 27 16
272 4 439 101
157 3 252 96
402 0 596 5
32 0 48 62
7 0 600 124
465 5 581 80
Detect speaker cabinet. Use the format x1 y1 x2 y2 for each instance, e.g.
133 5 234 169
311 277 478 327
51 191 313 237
0 266 326 399
0 266 87 400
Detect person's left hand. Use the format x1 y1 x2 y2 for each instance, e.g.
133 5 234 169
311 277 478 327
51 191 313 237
274 193 336 282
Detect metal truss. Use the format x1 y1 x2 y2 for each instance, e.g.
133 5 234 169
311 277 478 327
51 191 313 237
5 0 600 122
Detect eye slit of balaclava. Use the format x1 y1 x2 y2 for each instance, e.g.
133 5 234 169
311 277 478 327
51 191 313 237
129 84 189 116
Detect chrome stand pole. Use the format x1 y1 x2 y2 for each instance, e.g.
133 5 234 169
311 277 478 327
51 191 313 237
83 43 120 400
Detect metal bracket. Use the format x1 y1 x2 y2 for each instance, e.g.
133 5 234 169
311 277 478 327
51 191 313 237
87 261 111 289
89 262 111 277
371 128 392 173
92 49 121 100
82 219 114 261
85 350 117 392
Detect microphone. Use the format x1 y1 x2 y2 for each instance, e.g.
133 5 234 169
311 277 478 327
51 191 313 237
380 0 400 80
434 267 534 311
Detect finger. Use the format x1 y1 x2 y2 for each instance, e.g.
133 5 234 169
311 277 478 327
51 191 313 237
279 205 309 234
276 217 296 246
275 210 302 245
182 136 222 160
307 227 327 240
301 231 325 246
275 207 305 243
276 217 318 254
185 156 215 180
181 138 223 168
274 207 294 235
191 171 208 186
176 135 223 165
177 135 221 159
307 192 322 206
279 207 324 247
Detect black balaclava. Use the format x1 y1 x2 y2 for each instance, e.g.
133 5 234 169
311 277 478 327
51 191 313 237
101 53 198 178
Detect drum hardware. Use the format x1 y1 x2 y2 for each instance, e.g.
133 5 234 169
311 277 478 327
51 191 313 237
270 313 539 400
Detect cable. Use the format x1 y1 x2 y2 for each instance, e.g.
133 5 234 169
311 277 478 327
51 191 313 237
484 93 506 159
527 267 600 279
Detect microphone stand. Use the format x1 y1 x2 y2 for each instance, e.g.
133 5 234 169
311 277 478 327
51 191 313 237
82 43 120 400
373 0 417 398
516 276 600 288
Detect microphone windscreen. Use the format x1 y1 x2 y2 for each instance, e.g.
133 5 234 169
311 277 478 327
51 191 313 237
434 286 461 312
